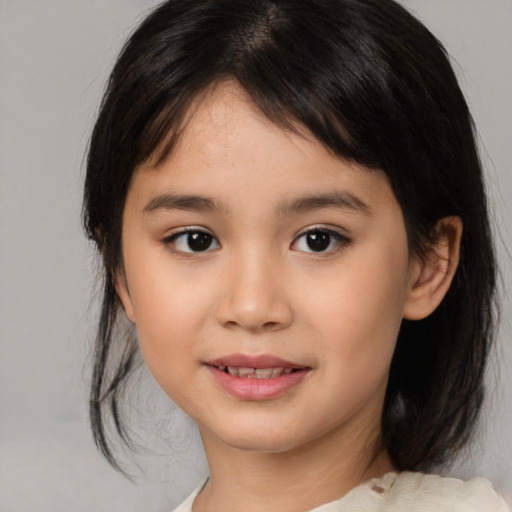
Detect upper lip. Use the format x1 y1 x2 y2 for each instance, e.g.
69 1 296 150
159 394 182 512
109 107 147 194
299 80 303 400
206 353 307 369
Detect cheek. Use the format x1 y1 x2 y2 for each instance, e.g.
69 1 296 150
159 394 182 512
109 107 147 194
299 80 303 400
297 253 409 432
124 258 214 384
305 244 410 370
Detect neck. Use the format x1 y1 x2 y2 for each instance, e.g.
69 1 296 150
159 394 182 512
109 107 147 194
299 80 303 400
193 422 394 512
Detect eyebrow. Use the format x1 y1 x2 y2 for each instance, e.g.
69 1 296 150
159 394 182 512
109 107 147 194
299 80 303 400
143 194 224 214
143 191 372 217
278 192 372 216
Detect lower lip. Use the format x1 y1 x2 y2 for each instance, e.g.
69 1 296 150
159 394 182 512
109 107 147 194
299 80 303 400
206 366 310 400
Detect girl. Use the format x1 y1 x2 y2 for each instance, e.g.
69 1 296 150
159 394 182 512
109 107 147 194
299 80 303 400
83 0 510 510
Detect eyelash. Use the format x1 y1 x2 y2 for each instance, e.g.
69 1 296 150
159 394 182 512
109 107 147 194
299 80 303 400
162 226 351 255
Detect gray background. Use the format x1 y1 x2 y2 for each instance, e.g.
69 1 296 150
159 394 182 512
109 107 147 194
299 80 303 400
0 0 511 510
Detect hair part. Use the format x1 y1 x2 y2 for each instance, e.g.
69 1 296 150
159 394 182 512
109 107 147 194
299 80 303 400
83 0 497 472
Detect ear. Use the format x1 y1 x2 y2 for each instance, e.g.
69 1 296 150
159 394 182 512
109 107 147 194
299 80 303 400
402 216 463 321
115 271 136 324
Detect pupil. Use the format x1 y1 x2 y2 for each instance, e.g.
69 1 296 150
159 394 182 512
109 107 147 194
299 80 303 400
188 232 212 251
307 231 330 251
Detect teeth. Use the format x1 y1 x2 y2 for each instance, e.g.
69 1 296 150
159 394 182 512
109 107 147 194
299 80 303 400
255 368 273 378
238 367 255 376
223 366 296 378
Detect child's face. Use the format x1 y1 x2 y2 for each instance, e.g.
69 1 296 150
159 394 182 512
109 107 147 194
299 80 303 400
117 84 418 456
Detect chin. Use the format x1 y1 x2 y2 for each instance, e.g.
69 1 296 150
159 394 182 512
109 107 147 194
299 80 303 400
203 416 320 454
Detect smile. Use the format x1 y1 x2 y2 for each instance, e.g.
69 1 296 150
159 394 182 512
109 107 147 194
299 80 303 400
205 354 311 400
218 366 295 378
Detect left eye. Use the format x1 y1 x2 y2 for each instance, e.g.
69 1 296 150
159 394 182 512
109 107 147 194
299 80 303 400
165 229 220 253
292 229 349 253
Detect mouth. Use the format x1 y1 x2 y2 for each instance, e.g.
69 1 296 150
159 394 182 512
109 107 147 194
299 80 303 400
213 365 298 379
205 353 308 377
204 354 311 400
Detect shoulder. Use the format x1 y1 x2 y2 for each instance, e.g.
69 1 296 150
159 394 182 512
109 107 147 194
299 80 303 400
379 471 510 512
173 473 510 512
314 472 510 512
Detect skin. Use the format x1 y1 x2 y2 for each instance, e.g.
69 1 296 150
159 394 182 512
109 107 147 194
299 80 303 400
117 83 462 512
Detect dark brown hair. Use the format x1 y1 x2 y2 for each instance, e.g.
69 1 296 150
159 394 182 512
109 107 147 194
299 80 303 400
83 0 497 472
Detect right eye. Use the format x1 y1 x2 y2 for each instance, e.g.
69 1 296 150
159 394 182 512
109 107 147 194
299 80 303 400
164 228 220 253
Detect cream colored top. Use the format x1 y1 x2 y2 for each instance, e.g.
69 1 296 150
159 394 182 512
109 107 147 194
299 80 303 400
172 471 510 512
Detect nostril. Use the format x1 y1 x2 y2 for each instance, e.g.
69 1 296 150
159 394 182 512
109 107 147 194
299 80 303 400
215 288 293 331
223 320 280 331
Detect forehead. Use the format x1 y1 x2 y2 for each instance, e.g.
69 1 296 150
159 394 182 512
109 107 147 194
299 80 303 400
131 82 396 217
171 83 314 167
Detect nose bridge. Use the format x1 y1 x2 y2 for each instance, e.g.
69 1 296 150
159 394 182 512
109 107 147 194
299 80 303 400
216 243 293 331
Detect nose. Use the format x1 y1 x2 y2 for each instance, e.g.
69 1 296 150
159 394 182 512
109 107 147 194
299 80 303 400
215 249 294 333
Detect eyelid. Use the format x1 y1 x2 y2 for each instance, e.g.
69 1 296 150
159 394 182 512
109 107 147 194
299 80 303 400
293 224 350 240
163 225 215 238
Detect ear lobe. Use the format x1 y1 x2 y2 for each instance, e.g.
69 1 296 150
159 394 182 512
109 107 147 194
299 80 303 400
402 216 463 321
115 271 136 324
